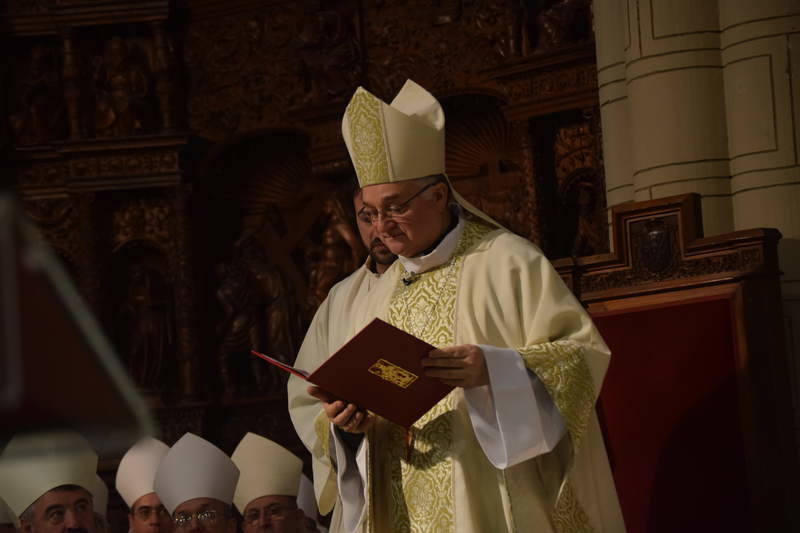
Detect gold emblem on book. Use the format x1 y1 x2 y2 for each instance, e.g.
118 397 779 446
368 358 418 389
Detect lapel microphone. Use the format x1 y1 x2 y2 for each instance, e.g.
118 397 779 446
402 272 418 286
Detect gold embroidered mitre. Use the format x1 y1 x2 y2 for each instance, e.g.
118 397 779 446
342 80 445 187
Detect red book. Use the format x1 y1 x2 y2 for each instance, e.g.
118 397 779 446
252 318 453 428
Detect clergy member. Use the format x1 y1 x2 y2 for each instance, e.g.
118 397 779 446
287 186 399 524
116 438 172 533
231 432 311 533
0 498 16 533
153 433 238 533
0 432 99 533
288 80 625 532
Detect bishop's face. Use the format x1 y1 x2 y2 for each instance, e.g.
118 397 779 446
241 495 306 533
129 493 173 533
21 487 98 533
360 179 450 258
171 499 234 533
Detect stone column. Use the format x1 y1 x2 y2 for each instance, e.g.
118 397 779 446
593 0 633 204
593 0 633 246
719 0 800 457
594 0 734 237
627 0 732 236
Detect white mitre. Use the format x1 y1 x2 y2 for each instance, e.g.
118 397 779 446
342 80 445 187
153 433 239 514
0 431 98 516
297 474 327 531
231 433 302 513
115 437 169 508
296 475 315 518
0 498 15 525
342 80 499 228
90 475 108 517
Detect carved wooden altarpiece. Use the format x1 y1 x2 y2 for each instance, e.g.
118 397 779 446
4 1 611 528
2 2 198 529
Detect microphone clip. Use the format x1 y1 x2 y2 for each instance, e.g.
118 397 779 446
402 272 418 286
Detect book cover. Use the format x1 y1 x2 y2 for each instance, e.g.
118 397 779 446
252 318 453 428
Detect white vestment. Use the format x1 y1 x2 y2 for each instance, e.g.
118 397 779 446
289 217 625 533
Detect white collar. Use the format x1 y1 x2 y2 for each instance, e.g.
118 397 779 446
398 215 465 275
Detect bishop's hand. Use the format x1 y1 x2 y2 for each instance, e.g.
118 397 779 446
308 385 374 434
422 344 489 388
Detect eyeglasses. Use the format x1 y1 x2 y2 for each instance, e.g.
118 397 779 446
173 509 220 529
242 504 295 525
133 505 169 520
357 180 441 225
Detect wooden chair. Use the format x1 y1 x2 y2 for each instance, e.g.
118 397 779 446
554 194 798 532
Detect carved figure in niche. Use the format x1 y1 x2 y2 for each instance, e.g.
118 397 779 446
307 197 365 307
10 44 66 146
532 0 592 53
216 235 301 397
564 178 605 257
240 237 300 363
215 259 268 396
93 37 152 137
296 7 361 103
119 263 174 392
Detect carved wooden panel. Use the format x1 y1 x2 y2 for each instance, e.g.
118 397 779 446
531 107 608 258
8 39 67 146
190 130 366 410
554 194 779 302
2 2 609 523
183 4 311 140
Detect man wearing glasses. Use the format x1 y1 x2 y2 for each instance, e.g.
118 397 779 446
0 432 99 533
289 80 624 533
231 432 319 533
154 433 239 533
116 438 173 533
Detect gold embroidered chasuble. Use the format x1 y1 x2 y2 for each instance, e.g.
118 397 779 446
288 220 626 533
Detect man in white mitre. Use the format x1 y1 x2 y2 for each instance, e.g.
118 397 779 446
115 438 173 533
0 498 17 533
88 475 108 533
0 432 99 533
288 80 626 533
231 432 322 533
153 433 239 533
